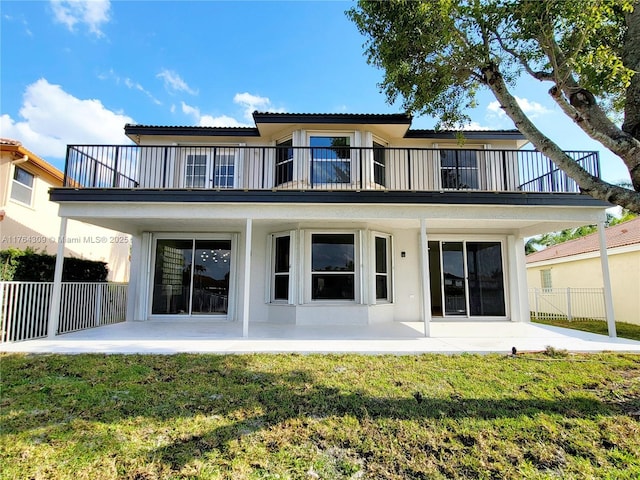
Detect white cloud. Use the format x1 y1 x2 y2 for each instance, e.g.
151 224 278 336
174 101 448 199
99 69 161 105
181 101 249 127
0 78 133 159
458 121 492 131
157 69 198 95
233 92 285 122
50 0 110 37
487 96 551 118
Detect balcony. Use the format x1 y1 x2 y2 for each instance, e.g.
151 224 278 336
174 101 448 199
62 145 599 194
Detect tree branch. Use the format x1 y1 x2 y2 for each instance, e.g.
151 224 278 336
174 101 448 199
482 63 640 212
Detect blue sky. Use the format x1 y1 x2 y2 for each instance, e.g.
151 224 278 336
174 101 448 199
0 0 631 183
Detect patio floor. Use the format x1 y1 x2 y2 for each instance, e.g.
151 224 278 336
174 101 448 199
1 320 639 354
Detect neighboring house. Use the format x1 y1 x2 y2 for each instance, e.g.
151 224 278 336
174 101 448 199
0 139 130 282
526 217 640 325
48 112 610 334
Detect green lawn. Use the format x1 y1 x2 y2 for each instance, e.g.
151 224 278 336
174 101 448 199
532 317 640 342
1 353 639 479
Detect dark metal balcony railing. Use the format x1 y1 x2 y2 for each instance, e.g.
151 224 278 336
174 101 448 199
63 145 600 194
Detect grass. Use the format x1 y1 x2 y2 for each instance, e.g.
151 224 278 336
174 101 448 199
532 316 640 342
1 352 639 479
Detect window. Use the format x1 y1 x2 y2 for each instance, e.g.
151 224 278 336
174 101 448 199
440 150 479 189
11 167 34 205
152 238 232 315
428 240 506 317
466 242 505 316
373 141 386 187
185 150 236 188
185 155 207 188
374 235 391 301
541 269 552 290
311 233 355 300
272 234 291 301
310 136 351 184
213 153 235 188
275 139 293 186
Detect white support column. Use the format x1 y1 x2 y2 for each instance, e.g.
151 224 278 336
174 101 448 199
598 222 616 337
242 218 253 338
48 217 67 338
508 235 530 322
419 219 431 337
126 234 141 322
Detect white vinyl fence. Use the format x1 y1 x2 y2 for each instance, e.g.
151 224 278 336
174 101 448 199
529 287 606 322
0 282 128 343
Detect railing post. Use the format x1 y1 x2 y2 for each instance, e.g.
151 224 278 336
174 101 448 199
407 149 412 190
261 147 266 189
212 147 218 189
163 147 169 188
112 146 120 187
566 287 572 321
534 288 539 319
94 283 103 327
64 146 71 187
501 150 508 190
359 147 363 191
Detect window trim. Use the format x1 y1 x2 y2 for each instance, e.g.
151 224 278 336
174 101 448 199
268 231 295 304
10 166 35 207
372 231 393 304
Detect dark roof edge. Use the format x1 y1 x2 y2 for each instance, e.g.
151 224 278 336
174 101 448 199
405 129 526 140
252 111 413 124
125 124 260 137
49 189 611 208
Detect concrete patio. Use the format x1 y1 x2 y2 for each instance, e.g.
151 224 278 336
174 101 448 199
1 320 639 354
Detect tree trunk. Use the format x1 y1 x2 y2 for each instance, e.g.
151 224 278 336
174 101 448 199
622 1 640 190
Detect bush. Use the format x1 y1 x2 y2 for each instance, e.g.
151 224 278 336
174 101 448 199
0 248 108 282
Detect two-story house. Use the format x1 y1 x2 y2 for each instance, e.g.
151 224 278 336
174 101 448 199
48 112 609 336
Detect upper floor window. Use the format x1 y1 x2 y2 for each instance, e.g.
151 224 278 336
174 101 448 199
440 149 479 189
11 167 34 206
310 136 351 185
373 141 386 187
275 138 293 186
185 149 236 189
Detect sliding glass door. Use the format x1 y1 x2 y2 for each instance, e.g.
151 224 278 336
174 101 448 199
428 240 506 318
152 238 232 316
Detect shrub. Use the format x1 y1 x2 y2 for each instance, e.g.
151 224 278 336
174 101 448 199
0 248 108 282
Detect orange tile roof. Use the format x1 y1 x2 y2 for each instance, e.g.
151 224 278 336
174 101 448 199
526 216 640 263
0 138 64 184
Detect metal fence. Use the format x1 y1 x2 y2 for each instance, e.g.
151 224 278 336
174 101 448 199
63 145 600 194
528 287 606 322
0 282 128 343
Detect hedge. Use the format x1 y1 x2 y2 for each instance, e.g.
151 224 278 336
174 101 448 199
0 248 108 282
